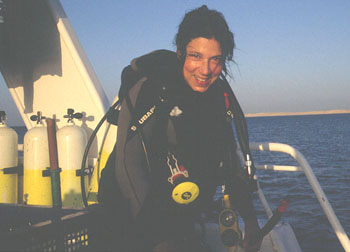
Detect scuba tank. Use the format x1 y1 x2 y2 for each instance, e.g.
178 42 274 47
57 108 87 208
0 111 18 203
23 111 51 205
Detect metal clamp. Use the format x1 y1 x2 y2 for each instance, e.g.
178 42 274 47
167 153 188 184
42 167 62 177
76 166 94 176
1 164 23 175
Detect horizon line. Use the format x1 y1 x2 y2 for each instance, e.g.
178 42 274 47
245 109 350 117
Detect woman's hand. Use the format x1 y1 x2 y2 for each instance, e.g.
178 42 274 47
242 218 262 252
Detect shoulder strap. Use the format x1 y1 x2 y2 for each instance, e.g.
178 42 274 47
220 74 258 192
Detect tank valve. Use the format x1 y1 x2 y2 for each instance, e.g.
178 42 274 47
0 111 7 124
64 108 83 123
30 111 46 124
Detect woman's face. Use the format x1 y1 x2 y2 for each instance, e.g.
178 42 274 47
182 37 223 93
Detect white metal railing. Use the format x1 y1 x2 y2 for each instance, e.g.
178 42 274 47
250 142 350 252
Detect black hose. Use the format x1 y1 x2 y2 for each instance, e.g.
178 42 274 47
250 198 290 244
220 74 250 156
220 74 257 190
80 100 120 208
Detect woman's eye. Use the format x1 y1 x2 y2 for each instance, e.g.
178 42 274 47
188 53 200 59
212 56 223 63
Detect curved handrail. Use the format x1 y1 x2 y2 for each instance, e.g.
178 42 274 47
250 142 350 252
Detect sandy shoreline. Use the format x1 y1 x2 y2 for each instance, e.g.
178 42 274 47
245 109 350 117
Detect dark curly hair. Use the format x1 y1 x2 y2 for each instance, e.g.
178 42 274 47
175 5 235 74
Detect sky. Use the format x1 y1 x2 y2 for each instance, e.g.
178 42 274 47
1 0 350 126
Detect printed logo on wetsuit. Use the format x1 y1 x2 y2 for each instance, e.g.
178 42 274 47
169 106 182 117
130 105 156 131
138 105 156 124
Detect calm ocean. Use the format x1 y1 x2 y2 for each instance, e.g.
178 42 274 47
11 113 350 252
247 114 350 252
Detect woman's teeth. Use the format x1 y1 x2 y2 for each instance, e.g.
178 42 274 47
196 77 207 82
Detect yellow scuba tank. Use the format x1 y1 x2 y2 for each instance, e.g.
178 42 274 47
166 152 199 204
57 108 87 208
0 111 18 204
219 194 242 247
23 111 51 205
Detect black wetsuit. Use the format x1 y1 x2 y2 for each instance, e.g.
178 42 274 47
98 50 256 251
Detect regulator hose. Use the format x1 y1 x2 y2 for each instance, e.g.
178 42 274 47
220 74 257 191
229 198 290 252
80 100 120 208
250 198 290 244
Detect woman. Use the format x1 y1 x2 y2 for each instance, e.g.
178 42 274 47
99 5 261 252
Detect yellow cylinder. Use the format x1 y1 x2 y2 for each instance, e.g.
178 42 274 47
23 124 51 205
57 121 87 208
0 123 18 203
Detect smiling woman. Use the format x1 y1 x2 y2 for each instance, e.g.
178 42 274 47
98 5 262 252
182 37 223 93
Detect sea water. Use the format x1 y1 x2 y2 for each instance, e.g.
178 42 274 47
247 114 350 252
12 114 350 252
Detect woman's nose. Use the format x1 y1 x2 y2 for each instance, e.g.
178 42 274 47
199 59 210 75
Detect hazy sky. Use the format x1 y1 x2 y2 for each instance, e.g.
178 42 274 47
1 0 350 125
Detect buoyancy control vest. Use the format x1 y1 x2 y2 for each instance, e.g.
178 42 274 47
98 50 257 219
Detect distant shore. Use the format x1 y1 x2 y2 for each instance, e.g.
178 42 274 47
245 109 350 118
